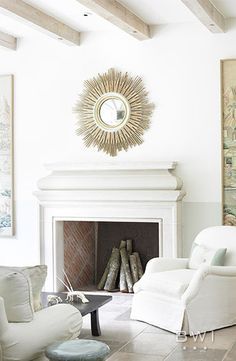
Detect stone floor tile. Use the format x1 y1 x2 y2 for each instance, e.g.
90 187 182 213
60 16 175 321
223 342 236 361
114 309 131 321
178 327 236 350
107 351 164 361
104 306 131 314
81 323 145 342
143 325 174 335
80 312 146 342
165 347 227 361
120 332 176 357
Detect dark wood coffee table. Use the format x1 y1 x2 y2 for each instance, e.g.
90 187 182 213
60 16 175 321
41 292 112 336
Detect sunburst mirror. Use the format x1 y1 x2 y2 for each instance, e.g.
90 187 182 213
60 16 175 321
74 68 154 157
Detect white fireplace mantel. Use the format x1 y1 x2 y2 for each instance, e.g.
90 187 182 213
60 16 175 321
34 161 186 291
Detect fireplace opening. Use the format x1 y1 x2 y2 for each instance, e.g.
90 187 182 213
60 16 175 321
63 220 159 292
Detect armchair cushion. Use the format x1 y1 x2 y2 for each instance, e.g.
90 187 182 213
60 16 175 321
135 269 195 298
14 265 47 311
0 265 47 312
0 268 33 322
0 265 47 322
188 243 227 269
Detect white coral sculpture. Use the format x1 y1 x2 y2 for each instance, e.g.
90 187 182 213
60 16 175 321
57 270 89 304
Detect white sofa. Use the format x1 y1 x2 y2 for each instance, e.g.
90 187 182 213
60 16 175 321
0 266 83 361
131 226 236 334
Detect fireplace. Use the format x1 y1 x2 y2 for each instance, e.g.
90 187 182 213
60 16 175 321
34 161 185 291
63 220 159 290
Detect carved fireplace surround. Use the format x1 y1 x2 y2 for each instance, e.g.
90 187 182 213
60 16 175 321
34 161 185 291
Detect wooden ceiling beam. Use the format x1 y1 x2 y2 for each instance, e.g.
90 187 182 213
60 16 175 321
0 30 17 50
180 0 225 33
76 0 150 40
0 0 80 46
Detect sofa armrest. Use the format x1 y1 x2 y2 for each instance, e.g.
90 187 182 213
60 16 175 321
182 265 236 305
145 257 189 275
0 297 9 335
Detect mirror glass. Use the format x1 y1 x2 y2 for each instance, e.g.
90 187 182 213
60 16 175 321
99 98 126 127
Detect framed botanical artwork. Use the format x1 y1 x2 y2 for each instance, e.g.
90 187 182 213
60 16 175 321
221 60 236 225
0 75 14 236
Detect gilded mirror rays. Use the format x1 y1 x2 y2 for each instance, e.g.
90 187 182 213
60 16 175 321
74 68 154 157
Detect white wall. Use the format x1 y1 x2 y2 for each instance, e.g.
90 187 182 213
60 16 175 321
0 19 234 265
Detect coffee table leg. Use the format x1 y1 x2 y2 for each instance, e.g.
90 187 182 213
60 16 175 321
91 309 101 336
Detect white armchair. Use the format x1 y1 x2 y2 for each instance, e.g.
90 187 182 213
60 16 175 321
0 266 83 361
0 298 83 361
131 226 236 334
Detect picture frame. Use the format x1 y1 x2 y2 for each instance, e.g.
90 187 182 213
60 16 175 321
0 75 14 236
221 60 236 225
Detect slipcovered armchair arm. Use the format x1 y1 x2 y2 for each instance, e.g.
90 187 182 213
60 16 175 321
182 265 236 305
133 257 189 293
145 257 189 275
0 297 9 335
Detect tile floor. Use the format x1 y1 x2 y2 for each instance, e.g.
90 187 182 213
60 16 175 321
80 293 236 361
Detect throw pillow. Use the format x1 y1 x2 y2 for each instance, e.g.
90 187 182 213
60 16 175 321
0 265 47 322
211 248 227 266
10 265 47 311
188 243 227 269
188 243 206 269
0 268 34 322
20 265 47 311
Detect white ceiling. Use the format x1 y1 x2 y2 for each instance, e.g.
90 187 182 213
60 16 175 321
0 0 235 40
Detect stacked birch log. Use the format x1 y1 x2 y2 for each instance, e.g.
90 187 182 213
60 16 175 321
97 239 143 293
